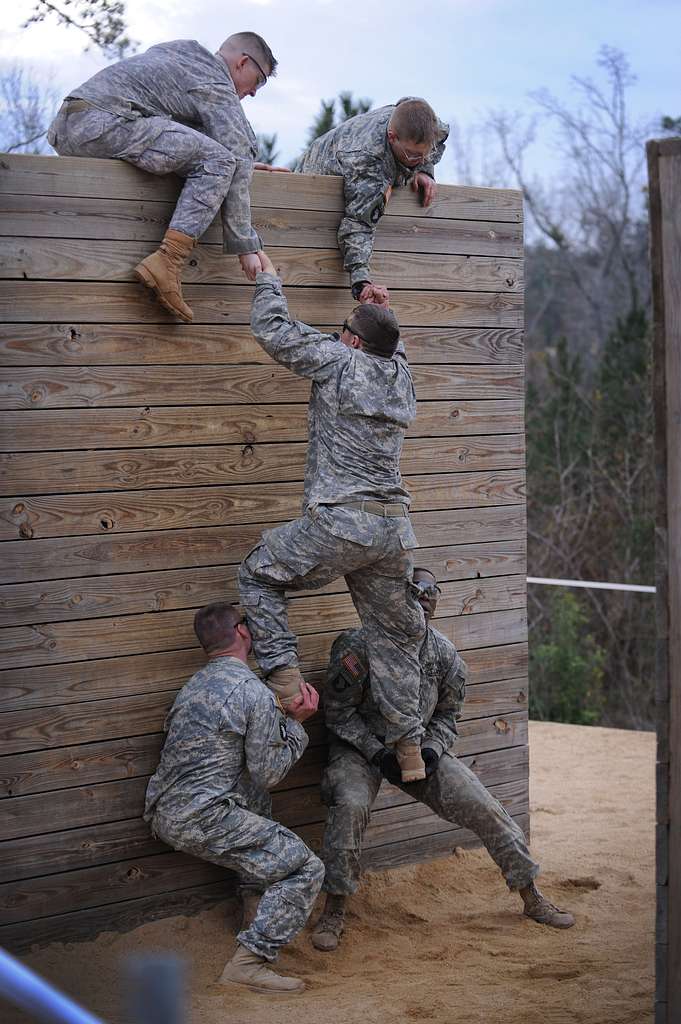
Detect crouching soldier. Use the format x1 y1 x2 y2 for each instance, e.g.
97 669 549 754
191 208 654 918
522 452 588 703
144 602 324 994
48 33 280 322
311 568 575 952
297 98 449 306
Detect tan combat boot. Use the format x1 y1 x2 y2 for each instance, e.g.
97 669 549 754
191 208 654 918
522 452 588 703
267 665 305 706
521 882 575 928
395 740 426 783
134 228 195 323
311 894 346 952
218 944 305 994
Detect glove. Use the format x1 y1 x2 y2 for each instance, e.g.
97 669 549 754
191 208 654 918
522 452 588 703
351 280 370 300
422 747 440 777
371 747 402 785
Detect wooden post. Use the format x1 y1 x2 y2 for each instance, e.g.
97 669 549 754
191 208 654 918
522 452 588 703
647 136 681 1024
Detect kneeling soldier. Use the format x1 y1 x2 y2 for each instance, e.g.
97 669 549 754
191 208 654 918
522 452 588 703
144 602 323 994
311 568 575 951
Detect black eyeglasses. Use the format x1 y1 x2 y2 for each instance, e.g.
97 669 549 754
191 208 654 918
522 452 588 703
242 52 267 89
411 580 441 598
342 318 368 343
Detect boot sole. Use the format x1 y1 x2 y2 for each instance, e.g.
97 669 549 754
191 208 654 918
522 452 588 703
401 769 426 782
219 976 306 994
134 264 193 324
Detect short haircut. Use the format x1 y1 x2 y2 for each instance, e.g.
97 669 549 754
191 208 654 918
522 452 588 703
194 602 243 653
223 31 278 76
413 566 437 584
350 304 400 358
390 98 438 145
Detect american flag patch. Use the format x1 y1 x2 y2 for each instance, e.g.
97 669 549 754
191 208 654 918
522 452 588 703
341 652 363 679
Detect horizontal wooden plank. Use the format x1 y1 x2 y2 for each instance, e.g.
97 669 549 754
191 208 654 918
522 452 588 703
0 324 524 367
0 435 525 496
0 714 527 841
0 505 526 586
0 469 525 541
0 638 527 714
0 281 523 329
0 237 523 292
0 156 523 223
0 576 526 671
1 364 522 411
0 744 528 882
0 195 523 258
0 539 526 627
0 400 525 452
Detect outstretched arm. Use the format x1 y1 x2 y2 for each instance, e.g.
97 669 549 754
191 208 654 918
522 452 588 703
422 643 467 756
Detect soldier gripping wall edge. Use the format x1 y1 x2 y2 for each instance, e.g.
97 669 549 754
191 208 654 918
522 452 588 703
143 602 323 995
310 568 576 952
237 250 429 784
48 33 285 323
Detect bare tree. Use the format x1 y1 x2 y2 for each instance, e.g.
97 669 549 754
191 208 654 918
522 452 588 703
0 63 57 153
24 0 135 58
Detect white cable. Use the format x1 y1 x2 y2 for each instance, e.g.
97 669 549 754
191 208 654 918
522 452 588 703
527 576 656 594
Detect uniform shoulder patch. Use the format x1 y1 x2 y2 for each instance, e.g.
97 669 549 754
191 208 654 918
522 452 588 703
341 651 365 679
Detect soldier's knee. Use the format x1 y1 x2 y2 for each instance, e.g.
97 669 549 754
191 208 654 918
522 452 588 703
302 850 325 891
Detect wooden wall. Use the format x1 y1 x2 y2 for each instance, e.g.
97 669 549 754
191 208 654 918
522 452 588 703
648 136 681 1024
0 154 527 950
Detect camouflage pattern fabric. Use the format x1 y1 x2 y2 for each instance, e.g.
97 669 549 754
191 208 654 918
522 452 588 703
319 627 539 894
144 655 323 961
48 40 260 254
240 274 426 746
297 100 449 286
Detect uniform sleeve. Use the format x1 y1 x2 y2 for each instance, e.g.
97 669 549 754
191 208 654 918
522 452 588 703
251 272 347 381
416 117 449 180
422 642 467 756
189 82 261 255
242 687 309 789
336 152 391 287
324 634 384 763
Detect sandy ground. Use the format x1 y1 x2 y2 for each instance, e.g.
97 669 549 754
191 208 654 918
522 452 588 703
8 721 655 1024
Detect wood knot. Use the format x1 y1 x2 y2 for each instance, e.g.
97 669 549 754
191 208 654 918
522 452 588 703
450 408 460 419
19 522 34 539
126 866 144 881
493 718 510 734
100 516 114 530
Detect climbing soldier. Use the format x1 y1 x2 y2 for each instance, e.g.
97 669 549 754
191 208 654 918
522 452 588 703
48 33 283 323
297 97 449 306
144 602 323 994
311 567 576 951
238 249 428 784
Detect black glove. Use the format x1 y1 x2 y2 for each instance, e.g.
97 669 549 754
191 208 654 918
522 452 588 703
372 747 402 785
422 747 440 777
351 280 370 300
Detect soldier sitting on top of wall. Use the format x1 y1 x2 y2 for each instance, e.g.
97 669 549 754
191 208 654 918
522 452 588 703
48 33 287 324
238 249 429 786
297 98 449 307
143 602 323 995
310 566 576 952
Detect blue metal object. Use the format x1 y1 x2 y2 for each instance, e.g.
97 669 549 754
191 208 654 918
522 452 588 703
0 946 105 1024
125 954 185 1024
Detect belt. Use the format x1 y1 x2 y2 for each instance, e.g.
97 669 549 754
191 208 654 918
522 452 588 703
338 500 408 518
60 99 94 115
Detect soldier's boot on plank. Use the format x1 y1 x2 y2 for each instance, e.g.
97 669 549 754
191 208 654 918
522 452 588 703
267 665 304 707
219 944 305 994
394 739 426 783
520 882 575 929
134 228 195 323
311 894 346 952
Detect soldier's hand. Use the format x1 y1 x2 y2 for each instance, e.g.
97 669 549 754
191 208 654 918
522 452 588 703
411 172 436 208
256 250 277 276
359 282 390 307
286 680 319 723
239 252 262 282
422 747 440 777
254 162 292 173
373 749 402 785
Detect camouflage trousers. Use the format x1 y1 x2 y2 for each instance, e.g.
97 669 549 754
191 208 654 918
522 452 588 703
151 801 324 962
320 742 539 894
238 505 426 746
48 106 237 244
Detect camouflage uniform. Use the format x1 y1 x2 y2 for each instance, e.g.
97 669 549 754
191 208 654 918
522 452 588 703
238 273 426 746
320 627 539 894
297 101 449 288
47 40 260 254
144 656 324 961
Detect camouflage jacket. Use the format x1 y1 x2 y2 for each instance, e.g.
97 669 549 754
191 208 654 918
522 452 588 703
67 39 260 253
324 625 467 761
251 272 416 508
143 655 307 825
297 101 449 287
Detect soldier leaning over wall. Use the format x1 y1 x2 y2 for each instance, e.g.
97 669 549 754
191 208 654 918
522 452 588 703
48 32 287 323
297 98 449 306
144 602 323 995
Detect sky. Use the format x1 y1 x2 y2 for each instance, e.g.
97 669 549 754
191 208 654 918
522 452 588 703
1 0 680 181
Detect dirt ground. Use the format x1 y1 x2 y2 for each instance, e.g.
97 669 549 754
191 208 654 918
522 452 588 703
9 721 655 1024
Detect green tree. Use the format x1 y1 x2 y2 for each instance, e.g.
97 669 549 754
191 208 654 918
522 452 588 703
24 0 135 58
255 132 280 165
305 91 371 146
